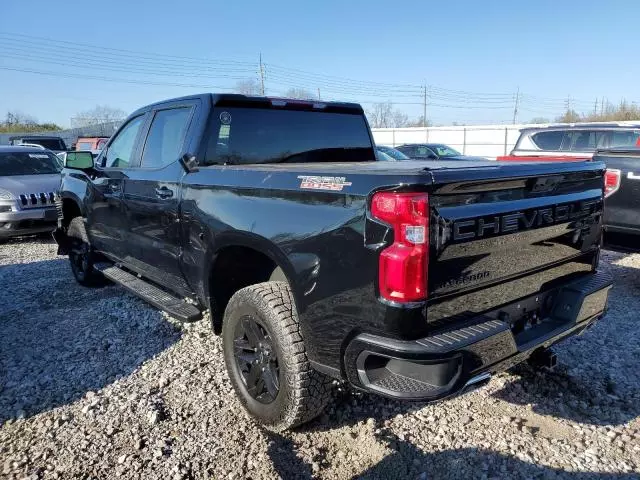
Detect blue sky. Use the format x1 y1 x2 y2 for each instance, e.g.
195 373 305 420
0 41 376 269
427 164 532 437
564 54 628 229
1 0 639 127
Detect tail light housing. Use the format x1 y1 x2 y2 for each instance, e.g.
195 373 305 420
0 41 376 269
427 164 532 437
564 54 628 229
604 169 621 198
371 192 429 303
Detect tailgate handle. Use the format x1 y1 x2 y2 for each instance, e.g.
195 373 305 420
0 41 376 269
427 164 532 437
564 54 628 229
628 172 640 180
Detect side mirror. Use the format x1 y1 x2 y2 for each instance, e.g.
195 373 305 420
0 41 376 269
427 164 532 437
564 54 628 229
179 153 199 173
427 153 438 160
64 151 94 170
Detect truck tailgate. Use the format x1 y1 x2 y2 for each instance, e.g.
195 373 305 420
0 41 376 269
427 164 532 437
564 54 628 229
426 162 604 324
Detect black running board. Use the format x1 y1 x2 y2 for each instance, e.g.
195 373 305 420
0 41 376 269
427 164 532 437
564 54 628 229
96 264 202 322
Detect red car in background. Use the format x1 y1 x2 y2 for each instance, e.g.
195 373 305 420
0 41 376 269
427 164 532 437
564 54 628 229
497 124 640 162
75 137 109 152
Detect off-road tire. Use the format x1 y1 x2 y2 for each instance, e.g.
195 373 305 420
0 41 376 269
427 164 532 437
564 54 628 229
67 217 107 287
222 281 333 431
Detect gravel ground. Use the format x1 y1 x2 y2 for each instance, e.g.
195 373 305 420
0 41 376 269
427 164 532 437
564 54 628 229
0 238 639 480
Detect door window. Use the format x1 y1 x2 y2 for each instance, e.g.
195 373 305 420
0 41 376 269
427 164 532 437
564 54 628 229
597 130 640 149
563 131 597 151
102 115 145 168
141 107 192 168
531 131 565 150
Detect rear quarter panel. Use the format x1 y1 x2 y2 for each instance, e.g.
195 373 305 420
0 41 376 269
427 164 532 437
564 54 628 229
179 166 427 371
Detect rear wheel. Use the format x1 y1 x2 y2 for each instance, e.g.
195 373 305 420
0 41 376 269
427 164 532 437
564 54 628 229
67 217 106 287
222 281 332 431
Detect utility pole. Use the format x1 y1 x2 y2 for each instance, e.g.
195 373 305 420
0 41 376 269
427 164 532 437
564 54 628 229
422 85 427 128
317 88 321 100
259 53 265 95
601 97 605 116
512 87 520 124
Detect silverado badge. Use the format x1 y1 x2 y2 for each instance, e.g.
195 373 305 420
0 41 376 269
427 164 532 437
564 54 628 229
298 175 352 191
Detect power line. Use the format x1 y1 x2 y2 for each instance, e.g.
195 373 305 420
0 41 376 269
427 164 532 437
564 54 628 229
0 65 237 90
1 31 627 110
0 32 256 67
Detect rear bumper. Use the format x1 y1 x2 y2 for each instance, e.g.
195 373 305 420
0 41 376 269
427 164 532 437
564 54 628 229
343 271 612 401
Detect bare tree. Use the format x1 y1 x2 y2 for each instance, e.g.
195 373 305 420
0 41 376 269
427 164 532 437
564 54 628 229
1 111 61 133
392 110 409 128
528 117 550 124
407 116 432 128
555 109 581 123
5 111 37 126
284 88 315 100
235 78 261 95
72 105 127 127
366 102 394 128
367 102 414 128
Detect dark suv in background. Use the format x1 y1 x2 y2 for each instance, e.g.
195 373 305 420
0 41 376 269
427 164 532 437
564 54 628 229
396 143 487 161
9 135 68 154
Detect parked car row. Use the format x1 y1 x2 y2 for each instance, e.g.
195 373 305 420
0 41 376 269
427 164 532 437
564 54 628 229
9 135 110 154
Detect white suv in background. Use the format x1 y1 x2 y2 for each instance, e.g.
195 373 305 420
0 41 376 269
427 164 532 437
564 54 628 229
503 124 640 160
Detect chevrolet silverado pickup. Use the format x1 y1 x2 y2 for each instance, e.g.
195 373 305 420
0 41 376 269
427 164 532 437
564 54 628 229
54 94 612 430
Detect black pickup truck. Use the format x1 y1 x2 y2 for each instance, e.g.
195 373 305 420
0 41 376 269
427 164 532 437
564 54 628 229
594 148 640 251
54 94 612 431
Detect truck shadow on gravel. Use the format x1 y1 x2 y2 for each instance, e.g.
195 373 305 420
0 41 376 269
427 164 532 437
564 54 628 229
491 258 640 427
0 258 181 424
491 364 640 428
266 430 637 480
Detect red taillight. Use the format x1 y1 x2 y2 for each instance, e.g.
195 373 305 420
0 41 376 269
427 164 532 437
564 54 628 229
371 192 429 303
604 169 621 198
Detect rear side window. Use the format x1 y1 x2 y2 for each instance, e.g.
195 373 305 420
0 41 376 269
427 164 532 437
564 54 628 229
208 107 373 164
141 107 192 168
563 131 597 151
35 139 65 150
397 146 414 156
600 130 640 149
531 131 565 150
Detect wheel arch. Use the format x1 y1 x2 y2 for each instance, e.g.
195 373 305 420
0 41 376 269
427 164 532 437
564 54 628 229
204 231 302 333
60 193 84 228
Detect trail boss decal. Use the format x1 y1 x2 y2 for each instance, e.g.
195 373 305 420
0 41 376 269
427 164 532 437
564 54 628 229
298 175 352 191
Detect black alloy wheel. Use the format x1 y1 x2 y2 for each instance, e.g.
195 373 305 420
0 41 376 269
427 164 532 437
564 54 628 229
69 238 90 282
233 315 280 404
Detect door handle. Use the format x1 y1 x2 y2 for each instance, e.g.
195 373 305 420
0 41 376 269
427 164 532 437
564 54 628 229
155 187 174 199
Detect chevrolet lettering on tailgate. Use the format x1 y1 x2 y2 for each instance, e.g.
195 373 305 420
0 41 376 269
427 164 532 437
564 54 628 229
452 199 602 241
